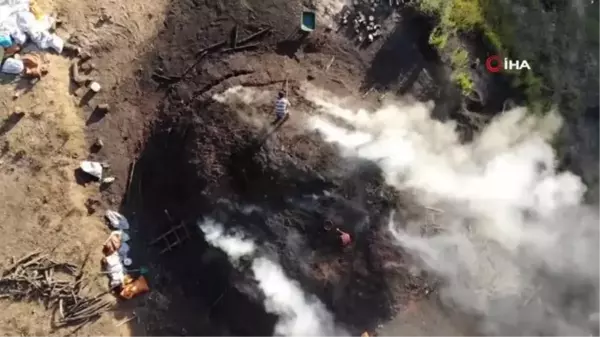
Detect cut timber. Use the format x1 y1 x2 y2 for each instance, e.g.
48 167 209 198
150 222 192 255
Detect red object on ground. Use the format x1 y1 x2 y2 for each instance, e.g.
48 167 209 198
338 230 351 246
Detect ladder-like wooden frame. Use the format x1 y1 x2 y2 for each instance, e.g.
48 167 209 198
150 222 192 255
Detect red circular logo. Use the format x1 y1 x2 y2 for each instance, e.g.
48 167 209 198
485 55 503 73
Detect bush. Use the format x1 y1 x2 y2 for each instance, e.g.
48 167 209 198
418 0 552 107
453 71 474 93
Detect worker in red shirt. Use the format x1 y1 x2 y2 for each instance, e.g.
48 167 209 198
336 228 352 246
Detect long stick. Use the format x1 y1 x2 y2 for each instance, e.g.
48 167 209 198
179 51 208 79
195 40 227 56
116 315 136 327
2 251 41 276
231 25 238 48
125 160 136 203
220 43 260 53
236 27 272 46
325 56 335 72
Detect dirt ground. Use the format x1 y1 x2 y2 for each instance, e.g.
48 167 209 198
0 0 170 334
0 0 478 335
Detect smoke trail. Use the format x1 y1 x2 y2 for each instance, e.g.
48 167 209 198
304 89 599 335
199 218 344 336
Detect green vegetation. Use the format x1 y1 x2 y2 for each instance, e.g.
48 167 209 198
450 49 473 93
418 0 546 107
416 0 485 94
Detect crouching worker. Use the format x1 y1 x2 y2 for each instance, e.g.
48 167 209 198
273 91 291 125
336 228 352 247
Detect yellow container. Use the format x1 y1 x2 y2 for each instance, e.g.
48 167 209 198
30 0 45 20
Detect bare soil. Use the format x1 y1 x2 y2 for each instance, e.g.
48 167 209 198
0 0 482 335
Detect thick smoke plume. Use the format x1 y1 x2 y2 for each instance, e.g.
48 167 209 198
305 89 599 336
199 218 344 336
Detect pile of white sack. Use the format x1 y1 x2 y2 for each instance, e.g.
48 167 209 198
0 0 64 74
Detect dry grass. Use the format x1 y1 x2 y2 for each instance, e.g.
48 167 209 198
0 0 170 333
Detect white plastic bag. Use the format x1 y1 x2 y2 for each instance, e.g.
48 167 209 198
105 210 130 230
10 27 26 45
0 0 65 53
1 58 23 74
104 252 125 286
0 0 30 28
48 33 64 53
0 2 28 43
112 230 130 242
119 242 130 256
80 161 103 179
121 231 131 242
105 253 123 273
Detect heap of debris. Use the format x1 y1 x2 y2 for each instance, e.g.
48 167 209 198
339 0 412 45
0 251 112 330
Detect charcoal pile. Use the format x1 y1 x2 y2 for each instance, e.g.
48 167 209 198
339 0 412 44
0 251 112 330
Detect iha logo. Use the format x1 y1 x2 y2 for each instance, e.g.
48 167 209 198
485 55 531 73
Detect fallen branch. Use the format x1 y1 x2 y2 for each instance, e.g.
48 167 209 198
0 252 113 330
425 206 443 213
195 40 227 56
115 315 136 327
230 25 238 48
2 251 41 277
362 87 374 98
125 159 136 205
179 51 208 79
236 27 272 46
152 51 209 85
325 56 335 72
221 43 261 53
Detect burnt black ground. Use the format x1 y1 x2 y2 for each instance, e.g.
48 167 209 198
124 96 421 335
97 0 537 335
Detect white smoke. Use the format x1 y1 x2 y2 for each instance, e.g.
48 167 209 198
201 218 256 261
304 89 599 335
199 219 344 336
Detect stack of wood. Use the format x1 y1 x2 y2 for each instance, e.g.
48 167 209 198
0 251 112 329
